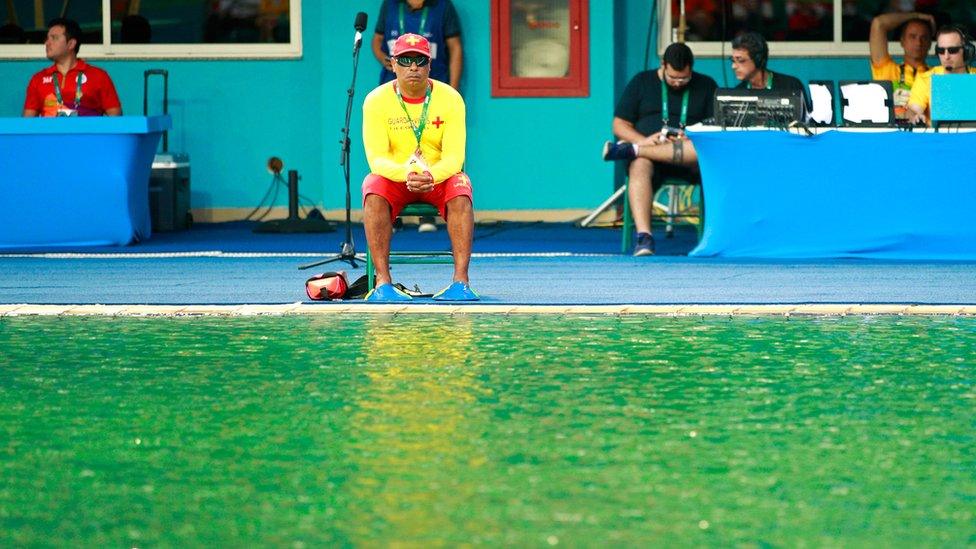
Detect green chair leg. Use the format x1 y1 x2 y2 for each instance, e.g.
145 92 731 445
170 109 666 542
366 248 375 290
621 178 633 254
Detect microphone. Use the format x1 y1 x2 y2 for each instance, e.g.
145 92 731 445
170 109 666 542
354 12 368 46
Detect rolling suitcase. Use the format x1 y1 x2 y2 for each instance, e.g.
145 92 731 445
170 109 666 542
145 69 192 232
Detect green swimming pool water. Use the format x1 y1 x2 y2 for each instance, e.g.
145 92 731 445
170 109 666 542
1 315 974 546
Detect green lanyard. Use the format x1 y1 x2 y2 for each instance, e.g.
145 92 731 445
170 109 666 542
398 2 429 36
53 71 83 109
748 71 774 90
660 78 689 128
395 83 432 146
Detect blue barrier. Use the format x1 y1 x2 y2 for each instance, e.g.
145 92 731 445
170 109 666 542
0 116 170 248
687 127 976 260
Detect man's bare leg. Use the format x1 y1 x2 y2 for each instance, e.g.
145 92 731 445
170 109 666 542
363 194 394 286
444 195 473 284
637 139 698 165
627 157 655 235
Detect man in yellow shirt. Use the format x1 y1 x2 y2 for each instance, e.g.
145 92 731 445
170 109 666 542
907 25 976 126
361 33 477 302
869 12 934 119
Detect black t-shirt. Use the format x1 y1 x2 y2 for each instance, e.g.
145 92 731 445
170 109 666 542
614 69 718 136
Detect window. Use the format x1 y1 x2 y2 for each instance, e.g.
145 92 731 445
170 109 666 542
0 0 301 59
491 0 589 97
662 0 976 56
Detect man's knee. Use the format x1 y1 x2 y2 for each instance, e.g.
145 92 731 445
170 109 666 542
629 157 653 174
445 195 472 215
364 193 390 212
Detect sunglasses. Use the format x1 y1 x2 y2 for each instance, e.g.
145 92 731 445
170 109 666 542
394 55 430 67
936 46 963 55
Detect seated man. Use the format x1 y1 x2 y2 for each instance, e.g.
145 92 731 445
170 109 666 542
23 18 122 117
907 25 976 126
601 42 717 256
361 33 478 302
869 11 934 120
730 32 807 105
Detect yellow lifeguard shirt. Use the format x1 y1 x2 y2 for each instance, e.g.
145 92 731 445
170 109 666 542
362 79 466 184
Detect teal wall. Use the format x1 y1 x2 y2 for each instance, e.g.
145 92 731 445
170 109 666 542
0 1 899 212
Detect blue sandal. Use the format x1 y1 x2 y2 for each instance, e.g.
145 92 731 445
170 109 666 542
433 281 480 301
364 283 414 302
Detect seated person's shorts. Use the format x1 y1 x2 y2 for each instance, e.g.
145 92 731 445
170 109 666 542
651 163 701 192
362 172 474 221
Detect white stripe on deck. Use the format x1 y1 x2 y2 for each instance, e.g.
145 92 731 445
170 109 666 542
2 304 975 316
0 251 613 259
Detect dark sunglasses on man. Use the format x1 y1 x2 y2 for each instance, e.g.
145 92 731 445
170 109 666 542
936 46 963 55
395 55 430 67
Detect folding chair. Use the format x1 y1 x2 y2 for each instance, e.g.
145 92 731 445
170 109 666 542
621 177 704 254
365 202 454 290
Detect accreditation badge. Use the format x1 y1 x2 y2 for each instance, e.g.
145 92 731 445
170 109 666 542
407 147 430 174
892 82 911 120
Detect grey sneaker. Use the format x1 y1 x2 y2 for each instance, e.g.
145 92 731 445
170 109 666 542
418 216 437 232
633 232 655 256
603 140 637 161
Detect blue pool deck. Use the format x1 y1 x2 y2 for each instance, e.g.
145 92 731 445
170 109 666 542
1 221 974 311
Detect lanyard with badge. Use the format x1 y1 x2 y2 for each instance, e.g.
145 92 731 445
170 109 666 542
892 63 920 118
661 78 689 136
396 83 433 173
398 2 429 35
53 71 83 116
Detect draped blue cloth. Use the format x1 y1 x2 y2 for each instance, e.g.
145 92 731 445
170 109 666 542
688 128 976 260
0 116 169 248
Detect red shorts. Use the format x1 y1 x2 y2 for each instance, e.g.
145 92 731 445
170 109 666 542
362 172 474 221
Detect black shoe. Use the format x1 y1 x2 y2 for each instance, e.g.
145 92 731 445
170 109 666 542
633 232 655 256
603 140 637 161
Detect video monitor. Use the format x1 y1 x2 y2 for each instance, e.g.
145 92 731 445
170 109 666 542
838 80 894 127
808 80 835 126
931 74 976 126
713 88 804 128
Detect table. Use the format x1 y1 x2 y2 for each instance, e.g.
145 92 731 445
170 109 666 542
0 116 171 248
686 127 976 260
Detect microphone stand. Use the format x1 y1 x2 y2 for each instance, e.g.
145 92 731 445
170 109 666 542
299 28 365 270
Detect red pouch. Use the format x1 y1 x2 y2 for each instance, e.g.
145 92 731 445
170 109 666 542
305 271 349 300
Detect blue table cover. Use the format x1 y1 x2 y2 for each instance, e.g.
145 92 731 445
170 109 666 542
0 115 170 248
687 128 976 260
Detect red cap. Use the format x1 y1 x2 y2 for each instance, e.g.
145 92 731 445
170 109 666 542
392 33 431 57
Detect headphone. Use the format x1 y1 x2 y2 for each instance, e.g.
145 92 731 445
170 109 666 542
732 32 768 71
941 24 975 65
752 36 769 71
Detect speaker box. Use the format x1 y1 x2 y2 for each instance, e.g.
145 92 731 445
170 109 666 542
149 152 191 232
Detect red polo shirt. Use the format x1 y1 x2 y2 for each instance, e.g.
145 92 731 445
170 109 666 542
23 59 121 117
